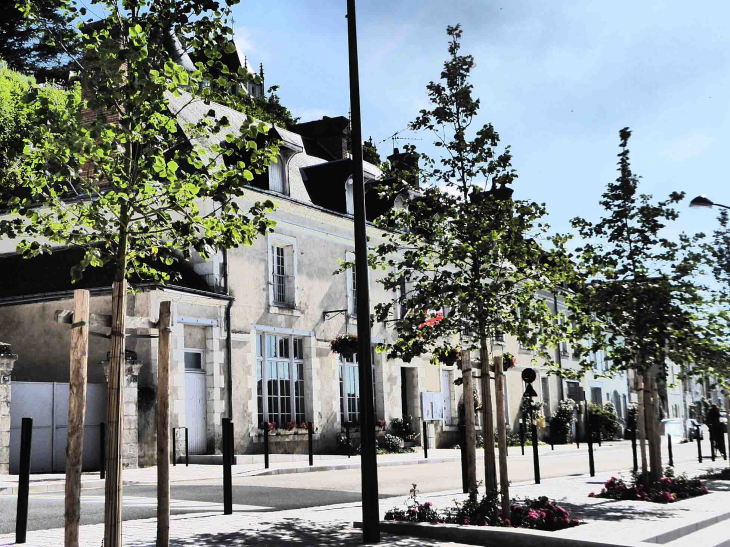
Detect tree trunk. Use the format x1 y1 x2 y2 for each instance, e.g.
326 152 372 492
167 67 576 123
682 378 688 441
156 301 172 547
726 393 730 470
479 341 497 492
64 290 90 547
493 355 510 521
461 349 477 491
652 378 663 474
643 372 660 482
104 280 127 547
636 376 648 484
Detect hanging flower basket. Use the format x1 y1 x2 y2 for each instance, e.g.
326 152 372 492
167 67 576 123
437 347 460 366
503 352 517 371
331 333 358 357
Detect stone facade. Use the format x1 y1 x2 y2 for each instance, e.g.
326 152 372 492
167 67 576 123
0 343 18 474
101 359 142 470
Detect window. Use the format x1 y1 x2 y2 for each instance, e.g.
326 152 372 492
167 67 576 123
559 317 569 355
184 350 203 370
567 381 582 405
494 332 505 344
256 333 306 427
339 351 376 425
268 234 297 310
345 177 354 215
591 387 603 405
268 154 288 195
273 246 286 304
346 251 357 317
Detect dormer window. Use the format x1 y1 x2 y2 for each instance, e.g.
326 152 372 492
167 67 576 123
345 177 354 215
269 154 289 195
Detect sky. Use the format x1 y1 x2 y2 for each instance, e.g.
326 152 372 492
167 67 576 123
230 0 730 242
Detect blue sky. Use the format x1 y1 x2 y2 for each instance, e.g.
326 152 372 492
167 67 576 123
231 0 730 241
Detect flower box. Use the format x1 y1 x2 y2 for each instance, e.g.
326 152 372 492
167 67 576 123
437 348 460 367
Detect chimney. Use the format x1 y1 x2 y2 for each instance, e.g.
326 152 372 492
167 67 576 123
387 147 420 188
290 116 351 161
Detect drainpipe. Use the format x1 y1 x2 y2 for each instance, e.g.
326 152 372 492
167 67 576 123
223 248 234 420
553 291 565 401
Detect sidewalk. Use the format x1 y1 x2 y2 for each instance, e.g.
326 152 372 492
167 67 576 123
0 441 632 495
0 452 727 546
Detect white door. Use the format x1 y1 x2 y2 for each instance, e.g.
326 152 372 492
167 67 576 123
441 371 453 425
185 372 207 454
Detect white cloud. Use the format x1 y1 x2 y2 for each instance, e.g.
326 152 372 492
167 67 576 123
234 26 255 58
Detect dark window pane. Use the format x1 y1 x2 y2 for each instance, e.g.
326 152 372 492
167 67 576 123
184 352 202 370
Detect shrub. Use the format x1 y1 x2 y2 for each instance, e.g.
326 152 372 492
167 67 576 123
549 400 575 442
379 434 404 453
386 485 580 531
390 415 419 441
589 403 622 440
592 469 709 503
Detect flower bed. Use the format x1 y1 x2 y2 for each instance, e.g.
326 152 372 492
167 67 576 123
385 485 580 532
591 470 709 504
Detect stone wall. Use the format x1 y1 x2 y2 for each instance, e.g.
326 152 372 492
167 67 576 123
0 344 17 474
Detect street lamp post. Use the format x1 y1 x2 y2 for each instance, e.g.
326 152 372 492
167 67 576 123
346 1 380 543
689 195 730 210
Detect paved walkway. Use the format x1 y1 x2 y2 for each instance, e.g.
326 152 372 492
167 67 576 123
0 448 727 546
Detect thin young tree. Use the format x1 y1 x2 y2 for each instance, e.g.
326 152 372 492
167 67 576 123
366 25 579 516
7 1 279 545
569 128 715 482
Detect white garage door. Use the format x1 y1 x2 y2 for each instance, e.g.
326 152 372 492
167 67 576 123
10 382 106 474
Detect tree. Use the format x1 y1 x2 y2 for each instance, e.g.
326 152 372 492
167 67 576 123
363 136 381 167
239 83 299 129
569 128 716 482
7 1 279 544
0 63 78 201
0 0 80 82
366 25 579 517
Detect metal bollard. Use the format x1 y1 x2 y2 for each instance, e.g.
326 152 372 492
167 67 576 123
100 422 106 479
550 424 555 451
697 425 703 463
308 422 314 466
631 427 638 474
531 419 540 484
423 420 428 459
668 434 674 467
710 426 716 462
346 421 351 458
16 417 32 544
185 427 189 467
586 404 595 477
222 418 233 515
519 419 525 456
264 424 270 469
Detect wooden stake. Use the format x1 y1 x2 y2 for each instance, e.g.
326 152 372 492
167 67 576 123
636 376 648 483
64 290 90 547
156 301 172 547
104 280 127 547
480 344 497 492
493 356 510 521
461 350 477 491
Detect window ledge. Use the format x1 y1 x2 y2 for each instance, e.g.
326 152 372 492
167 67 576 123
519 347 532 354
494 341 506 347
269 305 302 317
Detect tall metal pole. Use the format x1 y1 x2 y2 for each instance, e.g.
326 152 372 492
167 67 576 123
347 1 380 542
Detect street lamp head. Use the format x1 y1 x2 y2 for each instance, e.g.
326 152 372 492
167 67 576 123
689 195 714 208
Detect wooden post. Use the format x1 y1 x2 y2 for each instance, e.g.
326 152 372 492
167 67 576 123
104 280 127 547
461 350 477 491
65 289 90 547
644 375 659 482
493 356 510 521
652 379 663 473
480 345 497 492
636 376 648 484
156 301 172 547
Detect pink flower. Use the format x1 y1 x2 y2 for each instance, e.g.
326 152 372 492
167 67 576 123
588 492 595 497
423 502 433 508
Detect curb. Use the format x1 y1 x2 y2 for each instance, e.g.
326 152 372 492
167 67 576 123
353 521 646 547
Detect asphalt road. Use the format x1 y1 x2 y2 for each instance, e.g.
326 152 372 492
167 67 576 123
0 438 721 534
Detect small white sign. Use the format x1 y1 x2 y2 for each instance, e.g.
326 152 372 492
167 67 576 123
421 391 444 421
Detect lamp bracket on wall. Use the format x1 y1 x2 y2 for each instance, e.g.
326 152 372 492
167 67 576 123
322 309 348 321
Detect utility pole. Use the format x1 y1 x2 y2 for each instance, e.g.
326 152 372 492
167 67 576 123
346 0 380 542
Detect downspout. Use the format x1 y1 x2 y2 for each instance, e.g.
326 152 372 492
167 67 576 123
553 291 565 401
223 248 234 420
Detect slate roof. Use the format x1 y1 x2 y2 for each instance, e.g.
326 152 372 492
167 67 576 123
0 247 213 300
